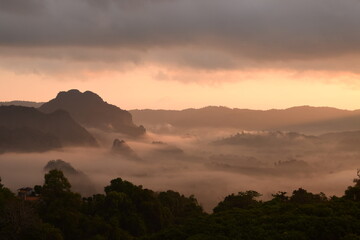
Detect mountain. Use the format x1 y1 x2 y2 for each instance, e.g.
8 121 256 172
39 89 146 137
0 126 62 153
130 106 360 134
44 159 96 196
0 105 98 153
151 141 184 155
284 114 360 134
111 139 141 160
214 131 318 148
0 101 44 108
214 129 360 153
320 130 360 151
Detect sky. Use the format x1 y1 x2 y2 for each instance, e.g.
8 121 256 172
1 0 360 110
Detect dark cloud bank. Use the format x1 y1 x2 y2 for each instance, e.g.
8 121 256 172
1 0 360 72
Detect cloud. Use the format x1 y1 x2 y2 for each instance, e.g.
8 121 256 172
1 0 360 77
0 0 44 14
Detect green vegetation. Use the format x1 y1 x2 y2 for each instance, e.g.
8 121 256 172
2 171 360 239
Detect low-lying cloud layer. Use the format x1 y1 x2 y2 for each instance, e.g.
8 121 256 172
0 128 358 212
1 0 360 75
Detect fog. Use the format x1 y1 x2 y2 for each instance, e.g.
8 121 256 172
0 128 358 212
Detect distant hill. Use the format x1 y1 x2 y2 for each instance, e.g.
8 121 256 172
39 89 146 137
44 159 96 196
283 114 360 134
111 139 141 160
130 106 360 134
214 131 318 148
214 129 360 152
320 130 360 151
0 126 62 153
0 106 98 153
0 101 44 108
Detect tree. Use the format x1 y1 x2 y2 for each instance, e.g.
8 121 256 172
0 177 15 208
290 188 327 204
38 170 82 239
271 191 289 202
344 173 360 201
104 177 164 234
42 169 71 197
213 190 261 212
158 190 203 224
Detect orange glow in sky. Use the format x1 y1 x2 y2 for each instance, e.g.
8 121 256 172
1 65 360 110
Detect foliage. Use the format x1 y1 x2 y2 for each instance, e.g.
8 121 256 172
213 190 261 212
2 173 360 240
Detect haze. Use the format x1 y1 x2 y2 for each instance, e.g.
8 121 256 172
1 126 359 211
1 0 360 212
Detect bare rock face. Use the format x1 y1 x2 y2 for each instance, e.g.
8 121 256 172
39 89 146 137
111 139 140 160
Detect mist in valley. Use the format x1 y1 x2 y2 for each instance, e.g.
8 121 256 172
1 127 358 212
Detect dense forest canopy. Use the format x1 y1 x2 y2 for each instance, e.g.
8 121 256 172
2 171 360 240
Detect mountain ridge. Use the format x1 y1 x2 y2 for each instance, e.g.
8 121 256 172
130 105 360 134
0 105 98 153
0 101 44 108
39 89 146 137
